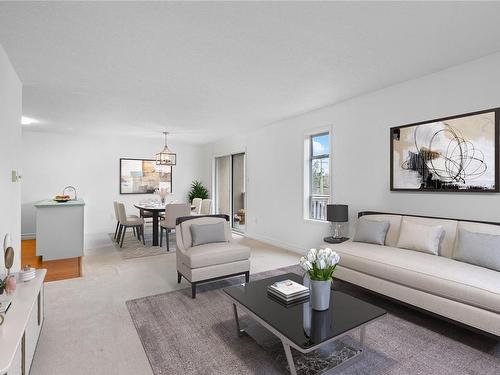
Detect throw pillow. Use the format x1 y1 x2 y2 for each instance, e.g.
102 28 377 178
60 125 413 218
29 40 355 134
190 221 227 247
353 217 390 245
453 228 500 272
396 219 443 255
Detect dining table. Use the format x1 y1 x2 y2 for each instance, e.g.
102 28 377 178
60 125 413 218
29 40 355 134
134 202 196 246
134 203 167 246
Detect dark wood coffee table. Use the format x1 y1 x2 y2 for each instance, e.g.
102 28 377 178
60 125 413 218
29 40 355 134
224 273 386 375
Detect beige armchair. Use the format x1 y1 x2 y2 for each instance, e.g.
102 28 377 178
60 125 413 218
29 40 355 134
176 215 250 298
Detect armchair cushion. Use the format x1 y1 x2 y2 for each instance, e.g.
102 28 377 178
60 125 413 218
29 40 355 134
183 242 251 269
190 222 227 246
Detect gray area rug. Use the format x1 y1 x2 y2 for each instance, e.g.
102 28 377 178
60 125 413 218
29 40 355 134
127 265 500 375
109 228 176 260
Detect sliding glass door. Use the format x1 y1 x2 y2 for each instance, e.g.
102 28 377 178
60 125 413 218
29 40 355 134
215 156 231 216
214 152 246 233
232 153 245 233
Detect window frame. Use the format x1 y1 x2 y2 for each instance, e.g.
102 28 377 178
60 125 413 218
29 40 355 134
306 131 331 221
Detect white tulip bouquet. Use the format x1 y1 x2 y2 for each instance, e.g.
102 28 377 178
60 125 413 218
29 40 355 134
299 248 340 281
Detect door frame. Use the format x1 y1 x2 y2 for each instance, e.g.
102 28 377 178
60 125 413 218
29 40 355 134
212 149 247 233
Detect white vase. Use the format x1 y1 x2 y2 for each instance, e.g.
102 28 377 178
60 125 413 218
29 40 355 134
310 279 332 311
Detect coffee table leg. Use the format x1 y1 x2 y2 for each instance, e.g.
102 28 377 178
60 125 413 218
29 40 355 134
282 341 297 375
232 304 246 337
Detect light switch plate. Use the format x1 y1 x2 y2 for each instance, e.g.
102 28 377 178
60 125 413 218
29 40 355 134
11 170 18 182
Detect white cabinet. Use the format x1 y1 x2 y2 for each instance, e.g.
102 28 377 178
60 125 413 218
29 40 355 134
0 270 46 375
34 199 85 261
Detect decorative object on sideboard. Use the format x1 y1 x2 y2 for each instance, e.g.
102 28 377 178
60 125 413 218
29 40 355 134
156 131 177 166
1 234 17 297
19 266 36 282
299 248 340 311
324 204 349 244
391 107 499 192
120 158 172 194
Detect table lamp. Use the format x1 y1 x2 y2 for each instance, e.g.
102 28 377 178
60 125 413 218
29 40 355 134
323 204 349 244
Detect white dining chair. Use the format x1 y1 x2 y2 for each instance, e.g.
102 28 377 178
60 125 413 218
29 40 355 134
116 202 145 248
191 198 202 215
113 201 139 242
160 203 191 251
200 199 212 215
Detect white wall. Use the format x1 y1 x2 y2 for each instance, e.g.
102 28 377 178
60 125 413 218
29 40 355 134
204 52 500 253
21 132 206 235
0 44 22 271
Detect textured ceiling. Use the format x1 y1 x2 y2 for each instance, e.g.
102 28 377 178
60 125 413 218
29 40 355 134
1 2 500 143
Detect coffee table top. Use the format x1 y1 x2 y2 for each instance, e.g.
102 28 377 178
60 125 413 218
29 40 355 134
224 273 386 350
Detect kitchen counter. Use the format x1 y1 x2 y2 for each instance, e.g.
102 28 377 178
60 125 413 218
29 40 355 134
34 199 85 207
34 198 85 263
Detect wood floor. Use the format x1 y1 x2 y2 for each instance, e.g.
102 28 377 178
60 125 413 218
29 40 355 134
21 239 81 282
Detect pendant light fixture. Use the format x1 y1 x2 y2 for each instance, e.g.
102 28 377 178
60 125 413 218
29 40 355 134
156 131 176 166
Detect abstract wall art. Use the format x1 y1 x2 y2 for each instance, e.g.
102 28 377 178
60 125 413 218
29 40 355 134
120 158 172 194
391 108 499 192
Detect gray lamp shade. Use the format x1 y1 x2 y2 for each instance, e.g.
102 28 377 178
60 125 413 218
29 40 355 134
327 204 348 222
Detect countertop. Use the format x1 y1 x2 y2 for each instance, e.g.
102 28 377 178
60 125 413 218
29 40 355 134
34 199 85 207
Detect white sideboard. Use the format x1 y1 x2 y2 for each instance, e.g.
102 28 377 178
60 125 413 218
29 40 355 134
0 269 46 375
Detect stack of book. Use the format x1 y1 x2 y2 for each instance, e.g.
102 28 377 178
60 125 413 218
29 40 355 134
267 279 309 305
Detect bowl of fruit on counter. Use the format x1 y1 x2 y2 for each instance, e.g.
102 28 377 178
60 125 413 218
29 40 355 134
53 195 71 202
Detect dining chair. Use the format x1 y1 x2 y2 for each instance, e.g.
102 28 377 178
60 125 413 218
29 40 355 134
116 202 145 248
200 199 212 215
160 203 191 251
191 198 202 215
113 201 139 242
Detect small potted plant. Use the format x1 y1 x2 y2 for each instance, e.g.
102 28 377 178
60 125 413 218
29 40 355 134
299 248 340 311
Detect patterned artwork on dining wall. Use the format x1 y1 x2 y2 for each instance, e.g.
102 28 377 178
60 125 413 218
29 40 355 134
120 158 172 194
390 108 499 192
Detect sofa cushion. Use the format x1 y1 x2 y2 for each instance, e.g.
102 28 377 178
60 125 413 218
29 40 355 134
400 216 458 258
453 228 500 272
353 217 390 245
335 241 500 312
190 222 227 247
396 218 443 255
183 242 251 269
361 214 402 247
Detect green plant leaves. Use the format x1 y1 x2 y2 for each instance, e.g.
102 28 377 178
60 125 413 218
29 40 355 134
188 180 209 202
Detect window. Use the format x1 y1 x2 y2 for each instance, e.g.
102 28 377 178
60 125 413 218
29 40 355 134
307 132 330 220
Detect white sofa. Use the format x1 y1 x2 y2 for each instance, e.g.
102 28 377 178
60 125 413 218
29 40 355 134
176 214 251 298
326 212 500 337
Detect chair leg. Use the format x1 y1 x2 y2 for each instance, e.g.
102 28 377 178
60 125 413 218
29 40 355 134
133 227 136 238
114 221 119 239
159 227 163 247
120 227 126 248
177 271 182 284
141 225 145 245
166 229 170 252
116 224 123 243
245 271 250 283
191 282 197 299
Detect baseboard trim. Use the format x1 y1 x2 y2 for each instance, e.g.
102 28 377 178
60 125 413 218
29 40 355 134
246 233 305 254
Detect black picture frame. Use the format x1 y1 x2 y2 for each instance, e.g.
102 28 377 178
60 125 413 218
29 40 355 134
119 158 173 195
390 107 500 192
